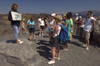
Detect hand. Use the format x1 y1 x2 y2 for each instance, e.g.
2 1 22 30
89 30 92 33
30 24 33 25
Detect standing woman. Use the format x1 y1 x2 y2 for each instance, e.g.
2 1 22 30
64 14 71 50
8 4 23 44
48 16 62 64
27 17 36 41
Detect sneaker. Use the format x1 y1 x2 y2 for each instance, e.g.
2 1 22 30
55 57 60 60
19 41 23 44
86 47 89 50
42 33 44 36
57 58 60 60
63 48 68 51
83 44 87 47
48 61 55 64
18 40 23 44
39 34 41 36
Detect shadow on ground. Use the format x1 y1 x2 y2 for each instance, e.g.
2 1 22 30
37 40 51 60
6 40 16 44
72 35 100 48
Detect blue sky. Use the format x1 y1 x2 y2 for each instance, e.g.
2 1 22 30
0 0 100 14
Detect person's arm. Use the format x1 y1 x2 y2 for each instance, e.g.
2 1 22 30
50 24 54 26
89 19 95 33
8 11 12 21
65 22 67 27
50 25 58 38
70 19 73 28
27 21 32 26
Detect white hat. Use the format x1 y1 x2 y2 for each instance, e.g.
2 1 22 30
51 13 56 17
76 13 78 15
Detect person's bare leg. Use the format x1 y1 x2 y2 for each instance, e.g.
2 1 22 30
15 39 19 44
20 29 22 35
66 43 69 50
51 47 56 61
33 32 36 41
64 43 69 50
29 33 32 41
42 29 44 34
25 29 28 34
86 40 89 49
40 29 42 35
56 46 60 58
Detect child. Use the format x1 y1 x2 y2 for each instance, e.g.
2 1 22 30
20 19 28 35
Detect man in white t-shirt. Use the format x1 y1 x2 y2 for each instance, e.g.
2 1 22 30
38 17 42 29
39 18 45 36
83 11 96 50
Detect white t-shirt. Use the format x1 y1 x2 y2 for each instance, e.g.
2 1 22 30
75 16 79 21
40 20 44 26
83 17 96 32
38 18 42 22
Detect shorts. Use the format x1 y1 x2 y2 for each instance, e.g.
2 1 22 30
40 26 45 30
29 28 35 33
83 30 90 40
51 36 59 47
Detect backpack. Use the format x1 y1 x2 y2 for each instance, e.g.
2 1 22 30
57 24 70 43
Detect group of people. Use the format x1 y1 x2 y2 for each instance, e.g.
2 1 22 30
8 3 96 64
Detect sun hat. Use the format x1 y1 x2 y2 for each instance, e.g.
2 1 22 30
79 16 82 18
51 13 56 17
56 15 62 21
76 13 78 15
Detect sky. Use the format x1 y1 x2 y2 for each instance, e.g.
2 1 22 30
0 0 100 14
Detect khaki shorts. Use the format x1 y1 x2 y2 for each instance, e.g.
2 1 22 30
83 30 90 40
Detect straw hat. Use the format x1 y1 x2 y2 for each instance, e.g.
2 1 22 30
56 15 62 21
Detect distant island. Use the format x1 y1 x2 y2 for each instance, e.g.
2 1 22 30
73 10 100 16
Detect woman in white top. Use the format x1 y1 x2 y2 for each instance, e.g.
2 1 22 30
49 17 56 31
48 18 61 64
39 18 45 36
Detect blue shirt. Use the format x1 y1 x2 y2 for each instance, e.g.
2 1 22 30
27 20 34 28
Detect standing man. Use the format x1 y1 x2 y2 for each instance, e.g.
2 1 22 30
74 13 79 35
38 17 42 30
83 11 96 50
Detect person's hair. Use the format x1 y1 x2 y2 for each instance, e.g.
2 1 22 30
66 14 71 19
67 12 72 18
49 16 53 21
30 17 34 21
11 3 18 10
88 11 92 15
55 18 61 23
